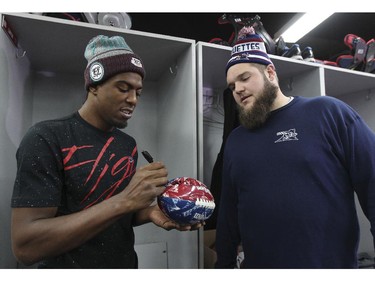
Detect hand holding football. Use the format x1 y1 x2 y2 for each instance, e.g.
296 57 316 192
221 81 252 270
157 177 215 225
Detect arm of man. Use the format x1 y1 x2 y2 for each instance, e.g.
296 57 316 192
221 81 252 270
11 162 167 266
215 142 241 268
347 117 375 251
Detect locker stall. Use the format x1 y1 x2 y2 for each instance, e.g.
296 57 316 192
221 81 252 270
0 12 201 269
196 41 375 267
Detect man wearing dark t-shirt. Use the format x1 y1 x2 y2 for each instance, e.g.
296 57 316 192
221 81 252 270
11 35 202 268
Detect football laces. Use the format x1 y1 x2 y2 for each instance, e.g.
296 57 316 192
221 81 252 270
196 198 215 209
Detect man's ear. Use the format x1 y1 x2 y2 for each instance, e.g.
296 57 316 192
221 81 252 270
266 64 276 81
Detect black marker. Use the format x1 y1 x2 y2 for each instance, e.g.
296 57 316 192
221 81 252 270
142 150 154 163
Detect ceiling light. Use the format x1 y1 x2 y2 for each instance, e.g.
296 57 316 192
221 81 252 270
275 12 334 43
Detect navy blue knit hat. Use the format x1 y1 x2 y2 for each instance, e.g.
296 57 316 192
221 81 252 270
84 35 145 90
226 26 273 74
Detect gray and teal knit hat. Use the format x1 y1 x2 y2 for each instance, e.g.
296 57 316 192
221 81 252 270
226 26 273 74
84 35 145 90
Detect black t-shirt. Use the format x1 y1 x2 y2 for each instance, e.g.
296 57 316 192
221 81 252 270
12 112 139 268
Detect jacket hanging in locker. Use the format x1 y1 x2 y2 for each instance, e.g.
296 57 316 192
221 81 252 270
205 88 239 230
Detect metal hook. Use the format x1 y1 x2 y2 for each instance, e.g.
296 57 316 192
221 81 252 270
287 77 294 91
169 62 178 77
15 47 26 59
366 89 373 101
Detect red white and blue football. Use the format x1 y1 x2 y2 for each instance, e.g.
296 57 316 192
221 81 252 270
157 177 215 225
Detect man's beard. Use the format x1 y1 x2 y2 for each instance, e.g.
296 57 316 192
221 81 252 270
237 79 278 130
115 120 128 129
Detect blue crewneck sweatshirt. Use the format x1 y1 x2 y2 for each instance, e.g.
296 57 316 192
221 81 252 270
215 96 375 268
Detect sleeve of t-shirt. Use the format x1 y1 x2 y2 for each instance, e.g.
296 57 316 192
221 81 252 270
11 123 64 207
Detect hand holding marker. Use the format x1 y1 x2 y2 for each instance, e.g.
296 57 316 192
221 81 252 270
141 150 154 163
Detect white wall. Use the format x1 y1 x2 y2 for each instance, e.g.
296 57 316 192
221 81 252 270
0 20 31 268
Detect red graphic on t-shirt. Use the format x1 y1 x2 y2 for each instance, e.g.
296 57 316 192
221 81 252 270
61 137 136 208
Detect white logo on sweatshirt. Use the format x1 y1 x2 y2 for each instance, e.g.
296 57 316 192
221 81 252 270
275 129 299 143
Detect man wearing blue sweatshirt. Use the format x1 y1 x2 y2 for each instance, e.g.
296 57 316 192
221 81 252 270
215 26 375 268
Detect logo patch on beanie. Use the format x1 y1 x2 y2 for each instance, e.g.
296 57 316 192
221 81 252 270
131 57 143 68
90 62 104 82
